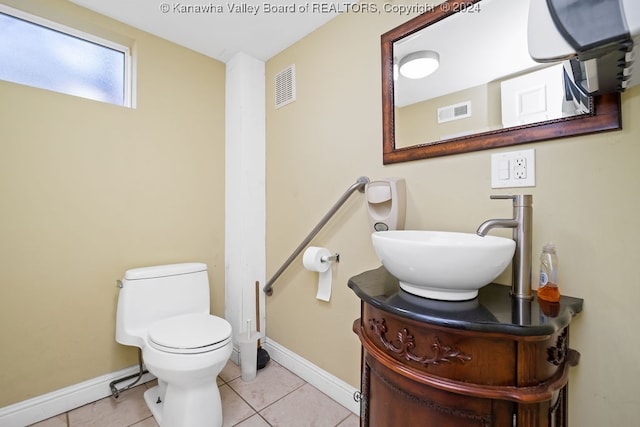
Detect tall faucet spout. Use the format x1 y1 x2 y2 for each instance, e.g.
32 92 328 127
476 219 519 237
476 195 533 300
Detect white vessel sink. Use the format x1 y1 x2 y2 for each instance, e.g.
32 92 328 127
371 230 515 301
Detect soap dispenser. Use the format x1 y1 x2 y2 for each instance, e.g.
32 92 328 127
365 178 406 232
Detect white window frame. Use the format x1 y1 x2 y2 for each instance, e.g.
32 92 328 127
0 4 133 107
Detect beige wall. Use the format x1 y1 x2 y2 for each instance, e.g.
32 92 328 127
266 4 640 427
0 0 225 407
396 84 494 147
2 1 639 425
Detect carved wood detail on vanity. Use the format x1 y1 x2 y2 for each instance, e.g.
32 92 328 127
349 269 583 426
355 302 581 426
368 318 472 366
547 328 568 366
367 359 492 427
361 362 370 426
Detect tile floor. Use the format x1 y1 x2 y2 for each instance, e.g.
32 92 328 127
29 361 359 427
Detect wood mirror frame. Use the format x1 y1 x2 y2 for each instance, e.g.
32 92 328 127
382 0 622 165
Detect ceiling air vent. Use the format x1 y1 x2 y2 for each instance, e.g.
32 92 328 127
437 100 472 123
275 65 296 109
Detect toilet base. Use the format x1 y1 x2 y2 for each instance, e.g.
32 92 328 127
144 383 223 427
144 386 165 425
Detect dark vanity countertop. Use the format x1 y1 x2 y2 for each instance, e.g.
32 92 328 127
349 267 584 337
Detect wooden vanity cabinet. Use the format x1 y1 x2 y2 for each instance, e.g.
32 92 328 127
349 268 583 427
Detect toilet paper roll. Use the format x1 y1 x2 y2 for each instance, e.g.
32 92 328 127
303 246 332 301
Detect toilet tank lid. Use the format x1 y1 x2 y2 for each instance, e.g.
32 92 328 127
124 263 207 280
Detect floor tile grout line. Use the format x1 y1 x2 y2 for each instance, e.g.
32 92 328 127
222 384 260 426
253 381 307 415
126 414 155 427
225 378 306 414
230 411 273 427
226 371 356 425
334 411 355 427
39 361 358 427
254 412 274 427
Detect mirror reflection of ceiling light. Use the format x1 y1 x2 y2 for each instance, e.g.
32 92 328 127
399 50 440 79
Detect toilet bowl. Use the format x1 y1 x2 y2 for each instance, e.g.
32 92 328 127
143 313 232 426
115 263 233 427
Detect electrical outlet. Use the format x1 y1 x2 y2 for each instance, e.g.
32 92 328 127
513 156 527 179
491 149 535 188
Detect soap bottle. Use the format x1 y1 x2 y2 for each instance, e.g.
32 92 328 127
537 243 560 303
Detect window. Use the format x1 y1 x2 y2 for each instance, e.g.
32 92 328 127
0 5 132 107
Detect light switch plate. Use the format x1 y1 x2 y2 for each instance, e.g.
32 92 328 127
491 149 536 188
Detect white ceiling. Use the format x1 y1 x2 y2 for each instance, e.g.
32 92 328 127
394 0 539 107
69 0 544 108
69 0 353 62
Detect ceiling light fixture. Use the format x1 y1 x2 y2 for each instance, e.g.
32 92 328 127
399 50 440 79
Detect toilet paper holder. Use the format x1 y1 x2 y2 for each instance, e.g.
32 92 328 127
321 253 340 263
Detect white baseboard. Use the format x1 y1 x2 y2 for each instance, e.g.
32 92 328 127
0 339 359 426
0 366 155 427
262 337 360 415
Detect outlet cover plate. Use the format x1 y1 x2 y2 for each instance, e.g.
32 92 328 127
491 149 536 188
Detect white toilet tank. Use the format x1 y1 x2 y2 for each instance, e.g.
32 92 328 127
116 263 211 348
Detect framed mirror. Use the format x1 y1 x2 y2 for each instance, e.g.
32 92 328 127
382 0 622 164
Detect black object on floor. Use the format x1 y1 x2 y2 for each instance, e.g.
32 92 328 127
257 347 270 370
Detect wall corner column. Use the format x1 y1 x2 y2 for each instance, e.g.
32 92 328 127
225 52 266 350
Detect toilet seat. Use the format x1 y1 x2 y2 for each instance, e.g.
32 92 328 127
148 313 232 354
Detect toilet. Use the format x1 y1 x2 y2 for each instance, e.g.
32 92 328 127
115 263 232 427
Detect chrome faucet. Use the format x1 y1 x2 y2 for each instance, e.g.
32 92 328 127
476 195 533 300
